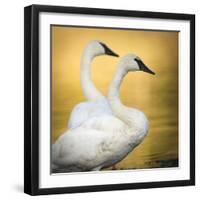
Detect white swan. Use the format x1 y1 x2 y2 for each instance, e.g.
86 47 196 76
67 41 118 129
52 54 155 172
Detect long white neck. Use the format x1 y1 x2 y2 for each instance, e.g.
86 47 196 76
108 65 149 149
108 67 140 129
108 67 129 122
80 51 103 101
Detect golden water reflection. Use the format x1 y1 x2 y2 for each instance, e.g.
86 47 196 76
51 26 178 169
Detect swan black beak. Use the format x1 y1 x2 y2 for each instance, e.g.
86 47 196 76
134 58 155 75
100 42 119 57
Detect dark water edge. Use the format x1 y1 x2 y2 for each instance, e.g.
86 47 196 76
52 159 178 173
149 158 178 168
109 158 178 170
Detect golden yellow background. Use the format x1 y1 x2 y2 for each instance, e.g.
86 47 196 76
51 26 178 169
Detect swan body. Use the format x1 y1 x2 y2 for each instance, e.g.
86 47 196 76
68 96 112 129
67 41 118 129
52 54 155 172
53 114 145 172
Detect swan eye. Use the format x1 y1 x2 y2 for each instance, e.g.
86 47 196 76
99 42 119 57
134 58 143 70
134 58 155 75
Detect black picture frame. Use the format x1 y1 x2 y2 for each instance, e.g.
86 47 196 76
24 4 195 195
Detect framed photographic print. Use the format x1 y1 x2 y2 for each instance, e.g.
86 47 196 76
24 4 195 195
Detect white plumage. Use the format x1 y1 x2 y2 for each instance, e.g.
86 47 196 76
52 54 155 172
67 41 118 129
68 97 112 129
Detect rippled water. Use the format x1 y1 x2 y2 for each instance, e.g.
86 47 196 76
51 26 178 170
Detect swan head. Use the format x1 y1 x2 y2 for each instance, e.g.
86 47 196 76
118 54 155 75
85 40 119 57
